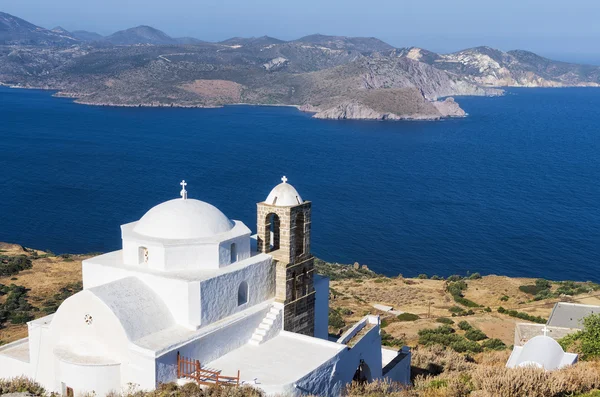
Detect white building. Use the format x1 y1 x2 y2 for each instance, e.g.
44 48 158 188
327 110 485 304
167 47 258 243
506 334 578 370
0 178 411 396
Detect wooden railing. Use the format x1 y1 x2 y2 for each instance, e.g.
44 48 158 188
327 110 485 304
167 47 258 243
177 352 240 387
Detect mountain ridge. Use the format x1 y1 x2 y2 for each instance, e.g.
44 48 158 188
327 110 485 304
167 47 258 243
0 11 599 121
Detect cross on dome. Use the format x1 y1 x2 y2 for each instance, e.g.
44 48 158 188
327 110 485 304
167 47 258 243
180 180 188 200
281 176 288 184
543 326 549 337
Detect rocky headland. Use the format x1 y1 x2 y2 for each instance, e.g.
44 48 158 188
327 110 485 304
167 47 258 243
1 12 600 120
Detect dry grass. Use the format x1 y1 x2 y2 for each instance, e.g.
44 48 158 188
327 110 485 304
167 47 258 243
329 274 600 347
0 243 90 344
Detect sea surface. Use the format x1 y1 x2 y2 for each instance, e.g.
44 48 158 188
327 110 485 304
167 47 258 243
0 87 599 281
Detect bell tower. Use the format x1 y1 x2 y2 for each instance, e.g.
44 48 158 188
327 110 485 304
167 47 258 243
257 176 315 336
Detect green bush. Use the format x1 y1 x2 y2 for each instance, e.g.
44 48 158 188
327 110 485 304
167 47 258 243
458 320 472 331
468 272 482 280
417 274 428 279
328 309 345 329
436 317 455 325
500 295 509 301
447 275 463 282
431 275 444 280
484 307 492 312
558 314 600 360
418 325 482 353
0 255 33 277
482 338 507 350
449 306 465 314
465 328 488 341
497 306 546 323
397 312 419 322
381 330 405 347
447 280 481 308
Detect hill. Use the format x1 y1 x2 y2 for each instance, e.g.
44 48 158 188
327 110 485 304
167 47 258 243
102 25 179 45
403 46 600 87
0 12 78 46
293 34 395 52
1 12 600 120
71 30 104 42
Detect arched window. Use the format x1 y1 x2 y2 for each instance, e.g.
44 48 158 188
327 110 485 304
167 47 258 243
294 212 305 259
238 281 248 306
301 267 308 296
230 243 237 264
352 360 372 383
291 271 297 301
267 213 280 251
138 247 148 265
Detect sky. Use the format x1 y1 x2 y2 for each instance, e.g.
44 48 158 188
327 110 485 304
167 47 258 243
2 0 600 63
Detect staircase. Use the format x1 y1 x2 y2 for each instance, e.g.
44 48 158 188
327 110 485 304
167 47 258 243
249 304 283 346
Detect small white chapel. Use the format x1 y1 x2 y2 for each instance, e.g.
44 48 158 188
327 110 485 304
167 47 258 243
0 178 411 396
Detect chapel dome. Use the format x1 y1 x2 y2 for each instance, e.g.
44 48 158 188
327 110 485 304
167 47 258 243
265 176 303 207
134 198 234 240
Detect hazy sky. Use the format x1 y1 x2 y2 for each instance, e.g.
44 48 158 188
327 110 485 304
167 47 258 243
3 0 600 62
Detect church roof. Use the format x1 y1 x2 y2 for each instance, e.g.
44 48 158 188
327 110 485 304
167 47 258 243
265 176 303 207
547 302 600 330
134 198 234 240
506 335 578 370
88 277 175 341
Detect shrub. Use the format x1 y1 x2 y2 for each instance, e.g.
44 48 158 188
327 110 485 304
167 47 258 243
484 306 492 312
468 272 482 280
447 280 481 308
339 307 353 315
465 328 488 341
500 295 509 301
482 338 507 350
0 255 33 277
373 278 390 284
380 330 405 347
436 317 455 325
431 275 444 280
397 312 419 322
497 306 546 323
458 320 472 331
562 313 600 360
447 275 463 282
328 309 345 329
449 306 465 314
417 274 428 279
0 377 46 396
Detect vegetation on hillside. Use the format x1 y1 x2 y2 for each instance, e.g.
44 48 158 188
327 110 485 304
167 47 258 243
315 259 378 281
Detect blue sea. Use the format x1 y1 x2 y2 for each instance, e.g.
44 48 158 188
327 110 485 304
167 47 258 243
0 87 598 281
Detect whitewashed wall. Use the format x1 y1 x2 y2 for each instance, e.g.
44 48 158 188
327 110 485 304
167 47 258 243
199 256 274 325
0 339 32 379
55 359 120 397
83 260 199 328
155 303 272 384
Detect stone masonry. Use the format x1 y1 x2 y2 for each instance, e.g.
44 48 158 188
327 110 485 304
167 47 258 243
257 201 315 336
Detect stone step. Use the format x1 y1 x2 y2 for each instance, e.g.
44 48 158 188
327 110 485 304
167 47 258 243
266 312 278 320
259 322 272 330
254 328 268 336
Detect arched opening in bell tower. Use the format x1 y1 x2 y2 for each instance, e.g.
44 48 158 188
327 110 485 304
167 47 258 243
294 212 305 259
266 213 280 251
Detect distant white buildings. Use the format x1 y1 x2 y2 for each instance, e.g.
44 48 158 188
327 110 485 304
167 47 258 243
508 302 600 370
0 178 410 396
507 333 578 370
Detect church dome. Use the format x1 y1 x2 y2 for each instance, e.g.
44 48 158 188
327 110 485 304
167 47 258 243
265 176 303 207
134 198 234 240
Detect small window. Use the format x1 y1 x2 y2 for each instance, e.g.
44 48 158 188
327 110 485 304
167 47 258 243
230 243 237 264
238 281 248 306
138 246 149 265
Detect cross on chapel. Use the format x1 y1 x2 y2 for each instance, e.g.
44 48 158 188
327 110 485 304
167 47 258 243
281 176 288 184
180 180 188 200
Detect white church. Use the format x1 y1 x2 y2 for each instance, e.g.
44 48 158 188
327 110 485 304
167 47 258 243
0 178 411 396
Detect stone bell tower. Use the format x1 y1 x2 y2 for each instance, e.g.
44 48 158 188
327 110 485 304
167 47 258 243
257 176 315 336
